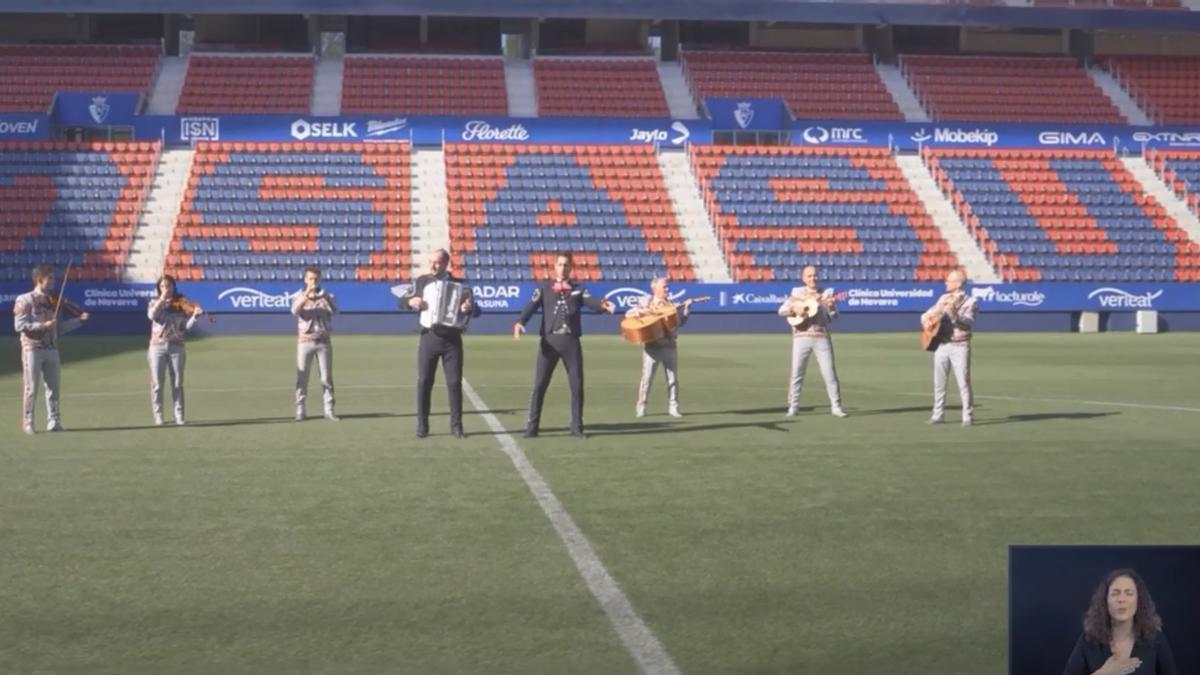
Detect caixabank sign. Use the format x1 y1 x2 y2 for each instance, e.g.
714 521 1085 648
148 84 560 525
3 282 1197 314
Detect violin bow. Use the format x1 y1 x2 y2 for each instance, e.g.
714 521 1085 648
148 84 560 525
53 262 73 324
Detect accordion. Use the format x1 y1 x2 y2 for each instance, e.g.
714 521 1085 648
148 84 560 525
419 279 472 330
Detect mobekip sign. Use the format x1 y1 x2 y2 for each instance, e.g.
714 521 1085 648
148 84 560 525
3 282 1196 314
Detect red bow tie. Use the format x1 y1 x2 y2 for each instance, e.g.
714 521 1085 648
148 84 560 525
552 281 571 293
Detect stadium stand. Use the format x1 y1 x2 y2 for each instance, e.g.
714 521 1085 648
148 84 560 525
533 59 669 117
682 51 903 121
0 141 157 281
341 56 508 115
444 143 694 281
176 55 315 114
1099 56 1200 124
925 148 1200 282
1148 150 1200 230
0 45 159 113
690 145 957 283
164 141 412 282
900 55 1123 123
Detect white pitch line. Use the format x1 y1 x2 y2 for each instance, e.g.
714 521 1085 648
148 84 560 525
462 378 680 675
897 391 1200 413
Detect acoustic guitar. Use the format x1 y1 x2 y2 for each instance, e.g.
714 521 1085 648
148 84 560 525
785 290 847 330
620 296 710 344
921 314 954 352
785 298 822 328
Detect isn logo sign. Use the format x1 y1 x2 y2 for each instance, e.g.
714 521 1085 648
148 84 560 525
181 117 220 142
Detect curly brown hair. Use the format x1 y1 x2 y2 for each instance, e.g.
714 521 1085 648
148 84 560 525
1082 568 1162 645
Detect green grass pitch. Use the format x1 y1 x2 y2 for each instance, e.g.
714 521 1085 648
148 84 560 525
2 332 1198 673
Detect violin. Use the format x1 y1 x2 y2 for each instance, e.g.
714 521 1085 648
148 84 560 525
41 291 87 319
166 293 215 322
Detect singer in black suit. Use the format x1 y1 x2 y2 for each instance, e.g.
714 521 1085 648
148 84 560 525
513 252 614 438
401 249 481 439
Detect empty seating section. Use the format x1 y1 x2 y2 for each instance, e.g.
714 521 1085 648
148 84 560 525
1101 56 1200 124
1149 150 1200 232
444 144 693 281
691 146 956 283
926 149 1199 282
0 141 157 281
901 56 1122 123
341 57 507 115
534 59 669 117
166 142 411 282
682 51 902 121
177 55 314 113
0 45 159 112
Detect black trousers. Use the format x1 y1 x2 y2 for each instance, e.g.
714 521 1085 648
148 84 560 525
416 329 464 432
527 334 584 434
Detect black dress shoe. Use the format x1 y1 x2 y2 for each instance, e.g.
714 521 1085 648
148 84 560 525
522 428 538 438
570 429 587 439
416 428 429 438
451 428 466 439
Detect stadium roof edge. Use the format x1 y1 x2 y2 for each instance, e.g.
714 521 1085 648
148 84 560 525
5 0 1200 31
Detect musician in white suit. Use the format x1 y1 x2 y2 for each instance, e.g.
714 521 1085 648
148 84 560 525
401 249 480 439
626 277 691 418
778 266 846 418
921 268 978 426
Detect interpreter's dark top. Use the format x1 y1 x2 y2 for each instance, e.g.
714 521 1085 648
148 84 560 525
1062 631 1177 675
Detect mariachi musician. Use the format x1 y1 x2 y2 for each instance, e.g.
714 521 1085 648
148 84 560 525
778 265 847 418
147 273 204 426
292 265 339 422
624 277 697 418
513 252 614 439
401 249 480 439
920 268 978 427
13 264 90 434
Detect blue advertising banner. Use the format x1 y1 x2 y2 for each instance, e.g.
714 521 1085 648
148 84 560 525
704 97 790 131
135 114 706 148
125 113 1200 153
791 121 1200 152
52 92 142 127
4 282 1198 314
0 114 49 140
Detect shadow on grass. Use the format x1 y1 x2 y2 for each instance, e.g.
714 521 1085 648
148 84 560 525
976 411 1120 425
845 405 936 417
591 419 792 436
1 335 152 379
685 405 805 415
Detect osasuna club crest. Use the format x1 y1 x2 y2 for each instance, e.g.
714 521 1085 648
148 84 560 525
734 101 754 129
88 96 111 124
